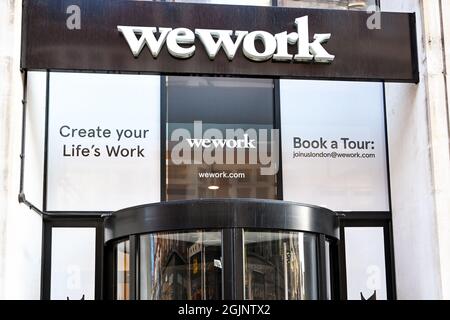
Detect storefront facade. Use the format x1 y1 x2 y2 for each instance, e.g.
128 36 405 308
1 0 449 300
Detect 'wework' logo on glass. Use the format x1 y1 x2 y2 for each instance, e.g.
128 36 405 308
186 135 256 150
171 121 279 176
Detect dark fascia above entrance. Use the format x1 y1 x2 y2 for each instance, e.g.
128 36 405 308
21 1 419 83
104 198 340 243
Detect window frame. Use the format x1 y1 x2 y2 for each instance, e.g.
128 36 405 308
40 217 104 300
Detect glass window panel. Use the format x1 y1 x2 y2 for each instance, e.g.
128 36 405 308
50 228 96 300
344 227 387 300
115 240 130 300
139 231 222 300
243 230 318 300
280 80 389 212
278 0 377 10
47 72 160 212
166 76 278 200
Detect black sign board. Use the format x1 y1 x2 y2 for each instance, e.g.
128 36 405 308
21 0 419 83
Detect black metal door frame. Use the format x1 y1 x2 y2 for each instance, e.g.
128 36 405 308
40 217 104 300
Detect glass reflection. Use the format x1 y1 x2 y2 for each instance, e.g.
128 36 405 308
140 231 222 300
166 76 277 201
244 231 318 300
115 240 130 300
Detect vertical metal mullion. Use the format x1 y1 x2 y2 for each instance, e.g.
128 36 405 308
338 224 348 300
95 222 104 300
233 228 244 300
317 234 327 300
274 79 283 200
104 242 114 300
330 239 341 300
384 221 397 300
40 219 52 300
382 82 397 300
222 228 245 300
129 235 138 300
222 229 234 300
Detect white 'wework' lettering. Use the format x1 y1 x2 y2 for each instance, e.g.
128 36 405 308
195 29 248 60
117 26 172 57
118 16 335 63
186 134 257 149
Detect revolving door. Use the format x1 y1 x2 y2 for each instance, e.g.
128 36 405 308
104 199 339 300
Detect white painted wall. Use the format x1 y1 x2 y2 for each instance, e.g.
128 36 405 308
382 0 450 299
437 0 450 300
0 0 42 299
419 0 450 300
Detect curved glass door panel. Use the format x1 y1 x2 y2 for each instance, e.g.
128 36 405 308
243 231 318 300
115 240 130 300
139 230 222 300
108 200 339 300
